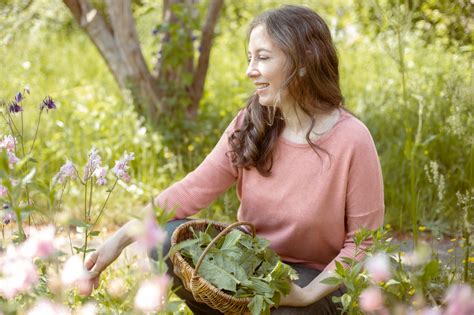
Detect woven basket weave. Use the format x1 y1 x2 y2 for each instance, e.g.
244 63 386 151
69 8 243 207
170 220 256 314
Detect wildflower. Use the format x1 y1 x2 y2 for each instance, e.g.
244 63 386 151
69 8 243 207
92 166 107 186
40 96 56 111
134 208 167 251
8 101 23 113
2 211 14 225
20 225 57 259
53 160 77 184
7 151 19 168
0 185 7 198
365 253 392 282
106 278 126 298
76 302 98 315
83 148 102 181
0 135 16 152
444 284 474 315
418 226 426 232
61 255 90 287
27 299 70 315
112 152 134 182
134 275 170 312
15 92 24 103
359 286 386 313
0 245 39 298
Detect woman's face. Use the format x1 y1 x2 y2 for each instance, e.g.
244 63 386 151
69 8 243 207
246 25 292 108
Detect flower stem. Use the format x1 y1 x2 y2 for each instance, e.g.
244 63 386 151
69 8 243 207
29 109 43 155
91 179 118 229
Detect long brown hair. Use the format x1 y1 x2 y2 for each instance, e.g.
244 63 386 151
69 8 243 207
229 5 344 176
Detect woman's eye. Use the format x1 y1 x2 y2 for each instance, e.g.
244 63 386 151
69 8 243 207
259 56 269 60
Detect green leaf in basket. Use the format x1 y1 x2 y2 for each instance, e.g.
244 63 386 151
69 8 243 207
197 254 243 292
248 294 264 315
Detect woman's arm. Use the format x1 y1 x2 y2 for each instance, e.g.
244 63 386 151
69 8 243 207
280 270 339 306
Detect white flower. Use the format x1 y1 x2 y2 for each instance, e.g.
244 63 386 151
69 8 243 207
134 275 169 312
365 253 392 282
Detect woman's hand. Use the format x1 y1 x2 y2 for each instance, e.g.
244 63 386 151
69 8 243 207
84 233 125 292
84 219 142 293
279 282 312 307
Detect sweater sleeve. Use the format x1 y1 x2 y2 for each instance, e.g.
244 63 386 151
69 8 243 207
154 112 242 218
323 125 385 272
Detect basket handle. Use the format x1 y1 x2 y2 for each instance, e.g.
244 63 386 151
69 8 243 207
192 221 256 278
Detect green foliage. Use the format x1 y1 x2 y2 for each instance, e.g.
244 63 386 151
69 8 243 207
174 226 298 315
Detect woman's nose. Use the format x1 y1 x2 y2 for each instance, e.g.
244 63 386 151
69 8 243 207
246 63 259 78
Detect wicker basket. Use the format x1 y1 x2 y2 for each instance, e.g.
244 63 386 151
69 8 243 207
170 220 257 314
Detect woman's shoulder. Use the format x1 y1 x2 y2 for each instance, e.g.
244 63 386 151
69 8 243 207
334 108 377 146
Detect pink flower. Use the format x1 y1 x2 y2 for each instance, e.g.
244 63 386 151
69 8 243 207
7 151 19 168
0 135 16 152
2 210 14 225
0 185 7 198
92 167 107 186
134 275 170 312
75 302 97 315
444 284 474 315
53 160 77 184
27 299 70 315
365 253 392 282
61 255 89 289
0 246 39 298
112 152 134 182
21 225 56 259
106 278 126 298
359 286 385 313
134 209 167 251
83 148 102 181
421 307 442 315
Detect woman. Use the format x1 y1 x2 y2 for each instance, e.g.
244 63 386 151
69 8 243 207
85 5 384 314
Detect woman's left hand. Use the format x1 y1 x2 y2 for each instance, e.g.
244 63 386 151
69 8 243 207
279 282 312 307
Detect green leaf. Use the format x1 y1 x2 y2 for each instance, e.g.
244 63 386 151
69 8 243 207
248 295 264 315
169 239 199 257
320 276 342 286
89 230 100 236
68 218 91 229
341 294 352 309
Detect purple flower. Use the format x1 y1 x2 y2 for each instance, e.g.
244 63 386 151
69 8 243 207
93 167 107 186
40 96 56 111
0 185 7 198
15 92 24 103
0 135 16 152
112 152 134 182
8 101 23 113
53 160 77 184
7 151 19 168
83 148 102 181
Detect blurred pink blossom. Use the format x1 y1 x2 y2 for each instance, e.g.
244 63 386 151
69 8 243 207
7 151 19 168
75 302 98 315
359 286 386 313
444 284 474 315
420 307 442 315
134 209 167 251
21 225 57 259
0 135 16 152
0 245 38 298
106 278 126 298
112 152 134 182
134 275 170 312
61 255 91 291
0 185 7 198
365 253 392 282
27 299 70 315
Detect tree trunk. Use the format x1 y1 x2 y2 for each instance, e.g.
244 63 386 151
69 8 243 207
63 0 224 125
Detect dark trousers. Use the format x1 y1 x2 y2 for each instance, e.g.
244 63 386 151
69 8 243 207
156 219 344 315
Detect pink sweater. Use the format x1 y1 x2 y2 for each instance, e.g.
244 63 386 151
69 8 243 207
156 109 384 271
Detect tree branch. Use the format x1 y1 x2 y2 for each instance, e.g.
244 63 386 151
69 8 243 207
188 0 224 118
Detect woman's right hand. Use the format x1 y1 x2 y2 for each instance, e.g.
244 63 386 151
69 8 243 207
84 219 141 293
